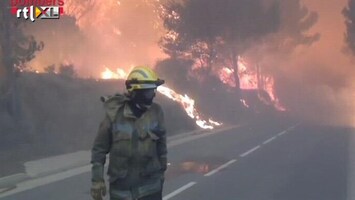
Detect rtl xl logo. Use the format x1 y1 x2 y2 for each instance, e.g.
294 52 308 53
10 0 65 22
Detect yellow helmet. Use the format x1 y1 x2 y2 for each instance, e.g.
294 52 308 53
125 66 165 92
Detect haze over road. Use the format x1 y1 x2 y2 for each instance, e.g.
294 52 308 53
1 116 353 200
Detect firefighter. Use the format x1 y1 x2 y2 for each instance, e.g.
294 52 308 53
90 66 167 200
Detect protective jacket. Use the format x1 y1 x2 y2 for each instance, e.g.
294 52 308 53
91 93 167 199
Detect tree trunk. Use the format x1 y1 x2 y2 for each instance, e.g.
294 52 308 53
256 63 262 90
230 49 243 118
231 50 240 90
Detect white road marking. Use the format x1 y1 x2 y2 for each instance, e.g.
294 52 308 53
0 187 12 193
278 130 287 136
262 136 277 145
204 159 237 177
0 126 240 197
287 123 301 131
240 145 261 157
163 182 196 200
0 123 300 197
168 125 242 148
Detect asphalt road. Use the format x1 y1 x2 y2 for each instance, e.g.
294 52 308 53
1 116 353 200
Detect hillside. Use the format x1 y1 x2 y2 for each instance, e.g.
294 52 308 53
0 73 197 176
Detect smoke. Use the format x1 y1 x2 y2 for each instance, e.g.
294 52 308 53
27 0 165 77
344 0 355 55
246 0 355 126
23 0 355 126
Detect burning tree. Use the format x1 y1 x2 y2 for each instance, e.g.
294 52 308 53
159 0 280 92
0 2 43 118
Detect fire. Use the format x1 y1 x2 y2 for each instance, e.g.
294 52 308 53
240 99 249 108
218 59 258 90
101 67 127 80
101 68 117 79
157 86 222 129
219 67 235 87
238 59 258 90
218 57 286 111
100 67 223 129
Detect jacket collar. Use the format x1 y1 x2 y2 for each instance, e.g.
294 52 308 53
123 102 153 119
123 103 137 119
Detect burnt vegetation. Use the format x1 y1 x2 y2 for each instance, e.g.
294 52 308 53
0 0 335 176
157 0 319 120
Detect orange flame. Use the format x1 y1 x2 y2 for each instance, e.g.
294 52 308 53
101 68 118 79
157 86 222 129
218 57 286 111
100 67 223 129
240 99 249 108
101 67 127 80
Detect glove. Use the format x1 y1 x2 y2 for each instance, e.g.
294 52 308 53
90 181 106 200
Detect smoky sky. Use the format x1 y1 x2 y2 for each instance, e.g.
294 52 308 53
250 0 355 126
27 0 165 77
23 0 355 126
344 0 355 55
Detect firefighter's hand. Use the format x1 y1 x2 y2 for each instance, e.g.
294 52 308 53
90 181 106 200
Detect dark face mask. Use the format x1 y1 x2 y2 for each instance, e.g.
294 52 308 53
130 89 156 106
